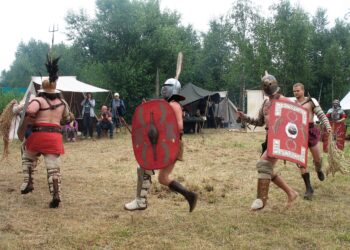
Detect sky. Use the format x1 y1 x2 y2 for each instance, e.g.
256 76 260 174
0 0 349 73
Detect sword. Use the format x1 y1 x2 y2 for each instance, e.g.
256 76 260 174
232 104 251 130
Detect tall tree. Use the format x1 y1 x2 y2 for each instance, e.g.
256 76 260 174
271 1 313 95
65 0 201 111
198 17 231 90
226 0 261 108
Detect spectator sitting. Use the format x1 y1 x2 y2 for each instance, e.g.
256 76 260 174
96 105 114 139
65 112 78 142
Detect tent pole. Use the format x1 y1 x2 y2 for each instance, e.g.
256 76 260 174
103 91 112 106
202 96 210 129
69 92 73 110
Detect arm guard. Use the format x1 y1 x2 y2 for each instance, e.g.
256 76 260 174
314 106 331 131
241 106 265 127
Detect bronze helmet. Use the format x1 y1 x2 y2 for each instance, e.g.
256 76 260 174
261 71 280 96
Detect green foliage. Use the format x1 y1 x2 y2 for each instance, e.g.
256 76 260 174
1 0 350 113
65 0 201 114
0 92 22 114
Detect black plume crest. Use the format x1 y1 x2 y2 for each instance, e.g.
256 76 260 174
45 54 60 83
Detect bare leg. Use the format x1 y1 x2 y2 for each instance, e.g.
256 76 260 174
272 175 298 208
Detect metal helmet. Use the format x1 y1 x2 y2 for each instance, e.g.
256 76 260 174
261 71 280 96
161 78 181 100
332 99 340 107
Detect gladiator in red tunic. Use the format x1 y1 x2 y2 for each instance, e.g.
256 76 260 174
20 55 70 208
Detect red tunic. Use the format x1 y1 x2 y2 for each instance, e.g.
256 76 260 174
25 123 64 154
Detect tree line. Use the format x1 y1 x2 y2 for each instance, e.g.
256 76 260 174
1 0 350 114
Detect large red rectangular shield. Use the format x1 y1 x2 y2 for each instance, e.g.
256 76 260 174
267 99 309 166
322 122 346 152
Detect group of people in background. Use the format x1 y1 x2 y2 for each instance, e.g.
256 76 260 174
72 92 126 140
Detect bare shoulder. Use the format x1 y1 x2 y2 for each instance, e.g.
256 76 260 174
302 101 313 111
169 101 181 110
29 96 44 104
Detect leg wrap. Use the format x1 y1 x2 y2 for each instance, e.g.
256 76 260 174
20 151 37 194
44 155 61 199
256 160 273 179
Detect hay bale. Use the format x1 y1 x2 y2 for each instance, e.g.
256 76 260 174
0 100 16 159
326 133 349 176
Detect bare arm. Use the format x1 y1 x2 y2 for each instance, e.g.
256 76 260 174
169 101 184 132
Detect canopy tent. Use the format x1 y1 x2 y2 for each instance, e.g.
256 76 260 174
31 76 109 93
31 76 110 118
9 76 110 139
340 92 350 110
180 83 221 106
179 83 240 129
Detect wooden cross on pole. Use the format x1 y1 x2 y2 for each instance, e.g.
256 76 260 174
49 24 59 50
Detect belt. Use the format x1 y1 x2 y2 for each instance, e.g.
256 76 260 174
32 126 62 133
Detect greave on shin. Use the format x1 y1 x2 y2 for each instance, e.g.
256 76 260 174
251 179 270 210
124 166 154 211
20 152 36 194
136 166 153 205
44 156 61 208
168 180 198 212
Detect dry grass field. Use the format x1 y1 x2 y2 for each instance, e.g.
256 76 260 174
1 129 350 249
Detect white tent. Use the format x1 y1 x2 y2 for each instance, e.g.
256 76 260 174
9 76 110 139
31 76 110 117
340 92 350 110
246 90 267 132
31 76 109 93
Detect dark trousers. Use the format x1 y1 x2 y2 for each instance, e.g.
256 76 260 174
83 113 93 137
113 116 122 128
66 128 77 140
97 121 114 137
